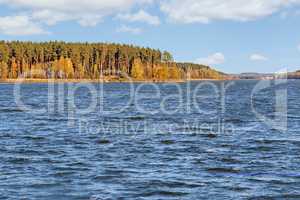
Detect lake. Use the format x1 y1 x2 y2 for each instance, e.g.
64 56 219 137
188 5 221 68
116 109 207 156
0 80 300 199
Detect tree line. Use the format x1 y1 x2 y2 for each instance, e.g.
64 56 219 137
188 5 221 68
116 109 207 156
0 41 222 81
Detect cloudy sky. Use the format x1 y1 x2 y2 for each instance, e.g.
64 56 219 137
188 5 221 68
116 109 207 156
0 0 300 73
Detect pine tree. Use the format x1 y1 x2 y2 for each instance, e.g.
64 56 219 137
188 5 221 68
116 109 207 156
0 41 222 81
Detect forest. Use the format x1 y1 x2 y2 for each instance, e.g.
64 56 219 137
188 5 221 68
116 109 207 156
0 41 223 81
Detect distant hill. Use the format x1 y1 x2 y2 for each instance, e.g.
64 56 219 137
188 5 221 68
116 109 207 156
176 62 224 79
232 70 300 80
288 70 300 79
231 72 275 80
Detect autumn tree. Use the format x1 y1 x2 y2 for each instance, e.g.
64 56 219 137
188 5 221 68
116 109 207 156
168 63 182 80
0 62 8 79
63 58 74 79
131 58 144 79
10 58 18 79
153 63 169 80
0 41 222 81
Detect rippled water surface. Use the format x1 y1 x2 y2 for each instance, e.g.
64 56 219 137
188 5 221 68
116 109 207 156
1 80 300 199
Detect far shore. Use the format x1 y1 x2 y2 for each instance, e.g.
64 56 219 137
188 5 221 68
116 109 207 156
0 78 229 84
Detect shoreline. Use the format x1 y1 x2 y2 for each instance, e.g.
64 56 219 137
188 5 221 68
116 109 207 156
1 78 295 84
0 78 227 84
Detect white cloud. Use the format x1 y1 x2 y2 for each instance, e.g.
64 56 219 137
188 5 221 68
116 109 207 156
196 52 225 65
117 10 160 25
0 15 48 35
0 0 149 11
250 54 268 61
31 10 71 26
117 25 142 34
31 9 104 27
297 44 300 51
78 15 104 27
0 0 153 27
160 0 300 23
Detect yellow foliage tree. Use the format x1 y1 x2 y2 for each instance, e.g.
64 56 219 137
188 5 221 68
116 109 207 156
51 57 74 79
31 63 46 79
92 64 100 79
153 63 168 80
168 63 182 80
10 58 18 79
21 59 30 78
77 64 85 79
63 58 74 79
0 62 8 79
131 58 144 79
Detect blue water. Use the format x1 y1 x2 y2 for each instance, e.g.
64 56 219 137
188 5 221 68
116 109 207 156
0 80 300 199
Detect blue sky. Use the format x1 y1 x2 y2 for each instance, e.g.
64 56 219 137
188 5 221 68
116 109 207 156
0 0 300 73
